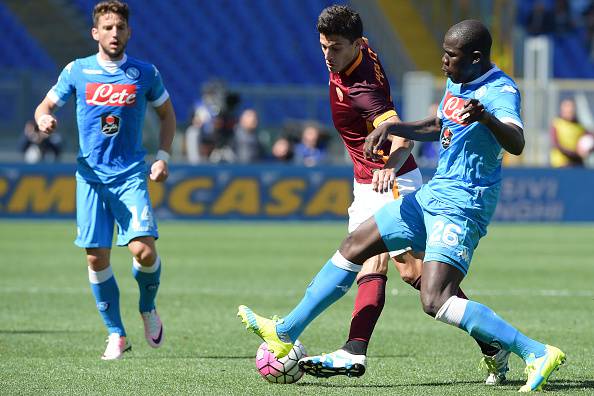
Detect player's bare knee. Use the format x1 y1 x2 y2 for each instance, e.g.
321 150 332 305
85 248 110 271
338 233 358 261
132 244 157 266
135 248 156 266
400 272 417 286
392 254 422 285
420 290 446 317
129 240 157 266
396 263 418 285
86 255 109 271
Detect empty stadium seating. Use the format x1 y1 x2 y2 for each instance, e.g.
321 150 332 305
70 0 341 122
0 3 55 71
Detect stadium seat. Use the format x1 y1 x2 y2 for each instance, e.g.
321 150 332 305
0 3 55 71
67 0 341 122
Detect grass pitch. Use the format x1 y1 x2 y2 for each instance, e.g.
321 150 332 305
1 221 593 395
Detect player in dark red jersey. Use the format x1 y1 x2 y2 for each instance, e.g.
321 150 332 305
239 5 507 385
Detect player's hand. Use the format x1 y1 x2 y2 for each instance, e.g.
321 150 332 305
150 160 169 182
459 99 489 124
37 114 57 134
372 168 395 193
364 123 390 160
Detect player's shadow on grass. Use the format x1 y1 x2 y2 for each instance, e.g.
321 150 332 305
298 380 483 388
542 380 594 391
299 379 594 390
0 329 85 334
492 379 594 390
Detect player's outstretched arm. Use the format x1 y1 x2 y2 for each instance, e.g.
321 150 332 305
34 96 58 134
150 98 176 182
372 134 414 193
364 116 440 160
459 98 525 155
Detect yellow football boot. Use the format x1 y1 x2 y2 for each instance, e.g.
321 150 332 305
519 345 566 392
237 305 293 358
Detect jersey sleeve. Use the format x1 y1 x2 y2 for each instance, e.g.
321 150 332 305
349 82 397 128
147 65 169 107
436 82 450 120
486 83 523 129
47 61 76 107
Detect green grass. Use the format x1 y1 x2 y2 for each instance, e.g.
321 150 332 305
0 221 593 395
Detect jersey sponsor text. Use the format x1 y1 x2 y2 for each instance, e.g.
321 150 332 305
86 83 137 106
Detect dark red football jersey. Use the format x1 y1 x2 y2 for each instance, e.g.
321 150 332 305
329 41 417 183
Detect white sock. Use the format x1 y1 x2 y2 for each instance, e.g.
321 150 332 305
88 266 114 284
331 251 362 272
133 256 161 273
434 296 468 327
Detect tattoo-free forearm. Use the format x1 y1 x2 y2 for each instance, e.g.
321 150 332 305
155 100 176 153
482 113 525 155
385 116 441 142
384 142 414 172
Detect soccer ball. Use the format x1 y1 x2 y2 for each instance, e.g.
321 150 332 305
255 340 307 383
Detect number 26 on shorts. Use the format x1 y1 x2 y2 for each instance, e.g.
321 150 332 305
429 220 462 246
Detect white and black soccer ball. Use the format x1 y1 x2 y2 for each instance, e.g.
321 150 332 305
255 340 307 384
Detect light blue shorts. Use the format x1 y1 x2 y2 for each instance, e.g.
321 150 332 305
374 190 482 275
75 173 158 248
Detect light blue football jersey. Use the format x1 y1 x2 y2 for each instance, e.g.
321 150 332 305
48 53 169 183
418 65 523 227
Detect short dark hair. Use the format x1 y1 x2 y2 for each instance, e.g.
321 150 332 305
93 0 129 27
317 5 363 43
447 19 492 58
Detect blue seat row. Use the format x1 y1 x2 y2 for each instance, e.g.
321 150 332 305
70 0 340 122
0 3 55 71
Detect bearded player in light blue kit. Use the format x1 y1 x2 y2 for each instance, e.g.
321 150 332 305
34 1 175 360
241 20 565 392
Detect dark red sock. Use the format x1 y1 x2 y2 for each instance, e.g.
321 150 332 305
343 273 387 355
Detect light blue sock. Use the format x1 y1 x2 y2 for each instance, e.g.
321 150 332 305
276 251 361 342
132 256 161 313
88 266 125 336
436 296 546 361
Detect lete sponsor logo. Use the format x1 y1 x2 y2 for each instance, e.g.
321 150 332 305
86 83 137 106
441 91 469 125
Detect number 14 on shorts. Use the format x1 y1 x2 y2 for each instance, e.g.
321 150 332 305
130 205 153 232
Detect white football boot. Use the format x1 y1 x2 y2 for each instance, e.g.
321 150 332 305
481 349 511 385
141 309 164 348
101 333 131 360
299 349 366 378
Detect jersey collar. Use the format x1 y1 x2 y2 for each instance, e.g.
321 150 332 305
342 49 363 77
96 53 128 74
463 64 499 86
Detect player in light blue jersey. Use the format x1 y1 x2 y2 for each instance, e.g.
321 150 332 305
34 1 175 360
242 20 564 392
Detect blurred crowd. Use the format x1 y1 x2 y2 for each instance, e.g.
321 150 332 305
182 81 328 166
185 80 594 168
19 119 63 163
19 81 594 169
